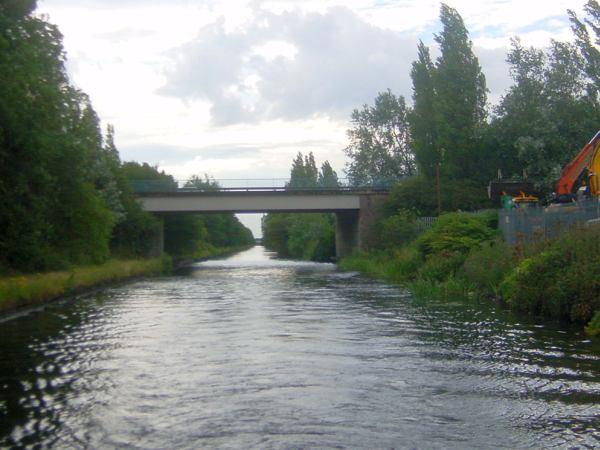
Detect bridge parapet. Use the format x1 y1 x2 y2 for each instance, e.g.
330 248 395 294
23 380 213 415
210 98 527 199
130 178 396 194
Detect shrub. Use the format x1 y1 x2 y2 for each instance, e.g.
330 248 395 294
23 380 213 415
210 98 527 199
385 245 423 282
417 251 466 282
408 275 473 302
463 238 514 296
385 177 493 217
500 227 600 323
416 212 498 256
377 210 419 250
585 310 600 336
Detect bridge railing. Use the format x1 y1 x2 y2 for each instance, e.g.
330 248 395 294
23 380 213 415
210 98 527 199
130 178 399 193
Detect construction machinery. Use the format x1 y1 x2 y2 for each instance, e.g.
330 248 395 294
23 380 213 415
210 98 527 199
488 171 539 208
489 130 600 207
554 130 600 202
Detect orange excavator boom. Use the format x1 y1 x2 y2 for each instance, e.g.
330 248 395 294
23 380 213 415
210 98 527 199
556 130 600 195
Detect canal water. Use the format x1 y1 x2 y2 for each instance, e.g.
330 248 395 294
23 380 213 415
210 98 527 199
1 246 599 449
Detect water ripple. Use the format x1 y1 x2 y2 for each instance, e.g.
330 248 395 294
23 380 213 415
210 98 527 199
1 246 599 449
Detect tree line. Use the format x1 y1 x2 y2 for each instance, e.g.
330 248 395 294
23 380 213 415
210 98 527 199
0 1 253 274
264 1 600 260
347 2 600 198
262 152 338 261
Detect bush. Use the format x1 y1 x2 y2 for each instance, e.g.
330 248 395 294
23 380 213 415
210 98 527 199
500 227 600 323
463 238 514 296
408 275 473 302
377 210 419 250
585 310 600 336
416 212 498 256
417 251 466 282
385 177 493 216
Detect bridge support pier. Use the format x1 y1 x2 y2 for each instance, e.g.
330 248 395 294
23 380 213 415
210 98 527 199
335 211 360 259
149 216 164 257
335 195 386 259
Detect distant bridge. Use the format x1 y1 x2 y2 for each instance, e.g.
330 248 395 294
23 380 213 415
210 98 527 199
133 179 393 258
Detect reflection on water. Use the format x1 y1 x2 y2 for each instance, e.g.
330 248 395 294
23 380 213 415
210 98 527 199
1 246 599 449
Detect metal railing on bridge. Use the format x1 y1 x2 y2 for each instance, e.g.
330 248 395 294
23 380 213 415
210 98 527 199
130 178 398 194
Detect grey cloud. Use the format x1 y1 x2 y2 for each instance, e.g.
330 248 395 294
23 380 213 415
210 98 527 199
476 47 511 100
120 143 260 165
39 0 207 9
94 28 158 42
159 6 418 125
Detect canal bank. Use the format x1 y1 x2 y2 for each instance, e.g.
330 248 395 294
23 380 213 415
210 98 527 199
338 212 600 337
0 257 170 315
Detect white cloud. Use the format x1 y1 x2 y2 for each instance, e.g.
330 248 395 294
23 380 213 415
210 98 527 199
159 6 418 125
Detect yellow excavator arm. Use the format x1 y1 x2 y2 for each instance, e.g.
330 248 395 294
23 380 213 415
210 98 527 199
588 141 600 196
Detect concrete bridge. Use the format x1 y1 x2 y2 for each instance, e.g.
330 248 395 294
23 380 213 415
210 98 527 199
135 186 389 258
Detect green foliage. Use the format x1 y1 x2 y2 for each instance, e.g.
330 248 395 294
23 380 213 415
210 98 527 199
408 4 488 182
0 11 118 272
409 42 438 178
584 310 600 337
416 212 498 256
338 251 393 280
262 213 291 258
377 210 419 250
318 160 340 188
385 177 493 217
263 153 338 262
0 257 166 313
499 227 600 323
344 89 415 186
462 238 514 296
0 0 37 18
490 37 600 195
263 213 336 262
417 251 466 282
407 275 473 303
287 214 336 262
288 152 318 188
568 1 600 107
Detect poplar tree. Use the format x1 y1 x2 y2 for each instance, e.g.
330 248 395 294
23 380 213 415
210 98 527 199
569 0 600 102
432 4 488 179
409 41 438 178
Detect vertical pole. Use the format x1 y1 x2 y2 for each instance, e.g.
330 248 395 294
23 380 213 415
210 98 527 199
436 162 441 216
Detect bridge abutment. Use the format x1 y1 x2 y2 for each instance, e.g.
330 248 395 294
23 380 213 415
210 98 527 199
335 194 387 259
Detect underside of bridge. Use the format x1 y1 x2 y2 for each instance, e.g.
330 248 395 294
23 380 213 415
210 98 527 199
138 191 387 259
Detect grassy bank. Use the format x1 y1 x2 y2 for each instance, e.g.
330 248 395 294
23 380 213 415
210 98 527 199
0 256 170 314
340 212 600 336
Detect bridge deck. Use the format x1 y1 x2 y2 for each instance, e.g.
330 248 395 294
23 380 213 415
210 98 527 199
136 189 387 214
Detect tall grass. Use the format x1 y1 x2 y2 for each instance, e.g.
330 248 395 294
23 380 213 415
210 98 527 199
0 257 167 313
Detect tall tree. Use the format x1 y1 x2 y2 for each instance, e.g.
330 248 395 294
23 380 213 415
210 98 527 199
344 89 415 186
318 161 339 188
569 0 600 103
432 3 488 179
288 151 318 188
409 41 438 178
0 9 115 271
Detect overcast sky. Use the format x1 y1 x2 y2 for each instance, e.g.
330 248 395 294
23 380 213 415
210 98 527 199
36 0 585 234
